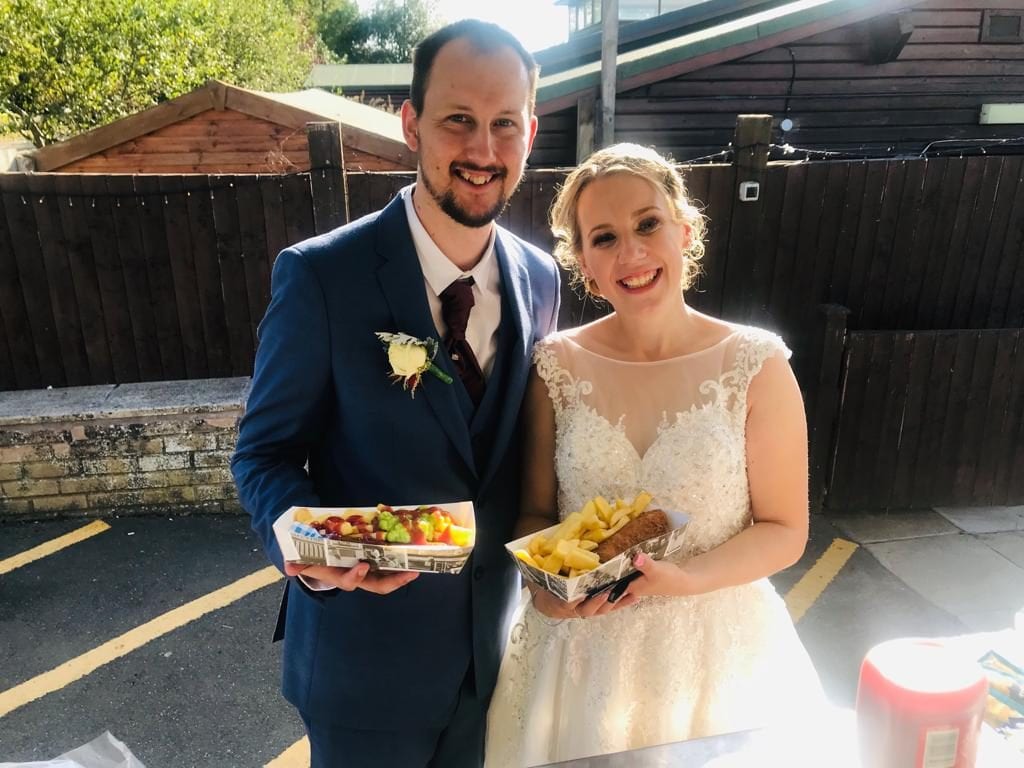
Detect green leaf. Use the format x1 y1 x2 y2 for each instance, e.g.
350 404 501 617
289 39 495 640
0 0 317 146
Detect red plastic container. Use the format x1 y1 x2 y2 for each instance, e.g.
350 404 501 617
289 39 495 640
856 638 988 768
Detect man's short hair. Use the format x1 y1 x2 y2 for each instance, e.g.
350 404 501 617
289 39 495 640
410 19 540 115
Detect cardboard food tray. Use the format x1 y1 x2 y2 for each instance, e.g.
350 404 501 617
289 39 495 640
273 501 475 575
505 509 689 602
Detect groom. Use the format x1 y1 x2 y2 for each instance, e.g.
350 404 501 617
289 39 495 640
231 19 560 768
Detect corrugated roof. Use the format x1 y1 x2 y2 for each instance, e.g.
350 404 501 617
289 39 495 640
255 88 404 144
307 63 414 89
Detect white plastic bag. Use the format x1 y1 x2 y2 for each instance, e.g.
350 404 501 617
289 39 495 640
0 732 146 768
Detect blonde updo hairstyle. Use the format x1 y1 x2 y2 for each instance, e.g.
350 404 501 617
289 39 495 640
550 143 707 297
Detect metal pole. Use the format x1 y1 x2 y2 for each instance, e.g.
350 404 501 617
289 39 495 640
600 0 618 147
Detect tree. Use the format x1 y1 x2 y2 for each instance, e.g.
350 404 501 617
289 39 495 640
320 0 441 64
318 0 366 62
0 0 317 147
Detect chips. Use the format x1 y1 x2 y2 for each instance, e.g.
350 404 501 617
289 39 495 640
512 492 653 577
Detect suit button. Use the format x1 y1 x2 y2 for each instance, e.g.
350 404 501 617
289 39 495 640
473 566 484 581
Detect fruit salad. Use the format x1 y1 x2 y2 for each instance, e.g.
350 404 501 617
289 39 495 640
294 504 473 547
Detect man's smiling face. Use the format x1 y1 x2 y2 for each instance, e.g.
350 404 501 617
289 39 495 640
402 37 538 229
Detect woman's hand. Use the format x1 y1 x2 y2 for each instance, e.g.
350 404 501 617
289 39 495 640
622 553 701 599
529 583 638 620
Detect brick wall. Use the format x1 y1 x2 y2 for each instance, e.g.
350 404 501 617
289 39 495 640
0 379 247 520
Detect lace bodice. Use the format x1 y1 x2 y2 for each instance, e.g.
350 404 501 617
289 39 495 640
533 327 790 558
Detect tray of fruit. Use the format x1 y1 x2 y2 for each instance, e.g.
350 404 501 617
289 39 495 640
273 501 475 574
505 492 688 602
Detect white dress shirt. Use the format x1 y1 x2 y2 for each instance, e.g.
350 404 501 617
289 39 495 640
402 185 502 378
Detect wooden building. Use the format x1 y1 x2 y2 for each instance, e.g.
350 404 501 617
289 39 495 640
28 80 414 174
536 0 1024 164
317 0 1024 166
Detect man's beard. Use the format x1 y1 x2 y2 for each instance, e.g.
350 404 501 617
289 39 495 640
421 164 515 228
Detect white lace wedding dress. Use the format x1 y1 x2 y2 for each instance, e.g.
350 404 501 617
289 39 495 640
484 326 824 767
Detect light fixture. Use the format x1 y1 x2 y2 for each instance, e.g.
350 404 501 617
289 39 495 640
980 103 1024 124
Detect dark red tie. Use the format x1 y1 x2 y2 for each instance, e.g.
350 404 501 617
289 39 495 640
440 277 485 407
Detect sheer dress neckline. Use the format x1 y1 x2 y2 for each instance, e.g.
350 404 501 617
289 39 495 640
559 329 740 366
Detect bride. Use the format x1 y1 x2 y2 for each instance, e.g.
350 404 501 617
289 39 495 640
484 144 823 767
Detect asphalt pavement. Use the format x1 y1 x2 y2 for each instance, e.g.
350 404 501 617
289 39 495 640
1 509 1019 767
0 515 297 767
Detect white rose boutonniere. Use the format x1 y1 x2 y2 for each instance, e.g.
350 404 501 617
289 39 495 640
375 332 453 397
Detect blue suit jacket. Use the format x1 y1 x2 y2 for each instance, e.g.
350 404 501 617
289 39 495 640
231 192 560 728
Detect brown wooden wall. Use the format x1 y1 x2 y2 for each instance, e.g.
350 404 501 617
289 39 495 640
573 0 1024 162
6 155 1022 392
56 109 408 174
317 2 1024 165
529 112 578 168
827 328 1024 510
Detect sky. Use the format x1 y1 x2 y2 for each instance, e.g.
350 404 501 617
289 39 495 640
433 0 570 52
357 0 571 53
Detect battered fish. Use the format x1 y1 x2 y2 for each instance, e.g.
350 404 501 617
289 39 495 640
595 509 670 562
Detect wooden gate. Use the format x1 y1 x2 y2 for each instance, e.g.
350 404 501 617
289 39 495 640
823 328 1024 511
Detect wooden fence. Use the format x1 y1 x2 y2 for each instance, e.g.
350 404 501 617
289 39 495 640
0 124 346 391
7 155 1023 392
349 155 1024 340
3 118 1024 510
826 328 1024 511
0 172 311 390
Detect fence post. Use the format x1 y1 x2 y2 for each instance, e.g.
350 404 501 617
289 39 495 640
306 121 349 233
721 114 772 320
808 303 851 514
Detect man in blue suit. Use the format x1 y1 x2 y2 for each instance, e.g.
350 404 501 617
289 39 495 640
231 19 561 768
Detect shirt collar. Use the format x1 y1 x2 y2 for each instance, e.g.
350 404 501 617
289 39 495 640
402 185 499 296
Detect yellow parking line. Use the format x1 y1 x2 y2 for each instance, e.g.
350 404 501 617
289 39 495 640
0 565 283 718
785 538 858 623
0 520 111 576
265 737 309 768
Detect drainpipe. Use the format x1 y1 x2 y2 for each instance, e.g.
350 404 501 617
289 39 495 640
600 0 618 147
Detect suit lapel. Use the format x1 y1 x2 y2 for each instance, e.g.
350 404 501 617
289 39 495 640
479 232 535 490
374 195 477 477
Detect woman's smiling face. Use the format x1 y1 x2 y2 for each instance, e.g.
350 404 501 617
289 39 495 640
576 172 692 313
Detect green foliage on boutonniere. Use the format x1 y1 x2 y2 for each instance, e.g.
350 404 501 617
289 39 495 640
375 332 453 397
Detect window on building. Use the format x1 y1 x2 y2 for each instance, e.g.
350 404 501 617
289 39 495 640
620 0 659 21
982 10 1024 43
661 0 712 13
567 0 711 36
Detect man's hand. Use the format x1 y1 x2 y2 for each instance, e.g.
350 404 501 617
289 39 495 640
284 562 418 594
